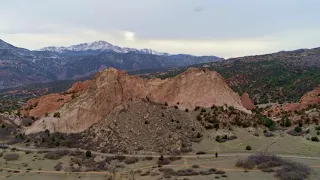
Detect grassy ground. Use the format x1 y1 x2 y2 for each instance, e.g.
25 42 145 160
192 127 320 156
0 150 66 171
1 149 319 180
1 124 320 179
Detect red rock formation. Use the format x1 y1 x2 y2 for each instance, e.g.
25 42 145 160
241 93 256 110
265 87 320 116
67 80 91 93
21 94 72 118
26 68 250 134
21 80 91 118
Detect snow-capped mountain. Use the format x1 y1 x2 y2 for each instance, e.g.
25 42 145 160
0 39 223 89
40 41 169 56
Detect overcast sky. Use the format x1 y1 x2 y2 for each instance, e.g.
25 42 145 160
1 0 320 58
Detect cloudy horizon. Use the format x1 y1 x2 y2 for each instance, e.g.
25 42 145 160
1 0 320 58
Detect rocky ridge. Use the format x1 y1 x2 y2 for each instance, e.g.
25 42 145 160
21 81 91 118
25 67 249 134
266 87 320 116
264 87 320 124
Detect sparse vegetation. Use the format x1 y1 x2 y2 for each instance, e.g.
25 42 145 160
44 151 69 160
145 156 153 160
288 126 304 136
159 167 223 177
192 164 199 168
262 116 276 130
311 136 319 142
264 131 275 137
54 162 63 171
236 159 254 169
124 157 139 164
280 117 292 127
3 153 19 161
196 151 206 155
236 153 311 180
294 126 302 132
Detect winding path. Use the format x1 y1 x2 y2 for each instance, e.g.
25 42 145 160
1 144 320 160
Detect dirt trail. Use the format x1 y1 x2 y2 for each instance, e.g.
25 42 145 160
2 144 320 160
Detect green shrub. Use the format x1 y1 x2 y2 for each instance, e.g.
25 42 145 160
54 162 63 171
124 157 139 164
311 137 319 142
294 126 302 133
259 115 276 130
306 129 310 133
85 150 91 158
246 145 252 150
281 117 291 127
53 112 60 118
192 164 200 168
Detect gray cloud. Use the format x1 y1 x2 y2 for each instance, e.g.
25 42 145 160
1 0 320 57
194 7 204 12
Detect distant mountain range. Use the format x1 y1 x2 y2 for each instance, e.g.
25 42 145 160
40 41 170 56
0 39 223 89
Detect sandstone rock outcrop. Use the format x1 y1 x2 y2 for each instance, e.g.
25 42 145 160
26 67 249 134
21 94 72 118
241 93 256 110
67 80 91 93
22 80 90 118
265 87 320 116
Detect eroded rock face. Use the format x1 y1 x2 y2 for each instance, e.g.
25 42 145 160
241 93 256 110
67 80 91 93
21 94 72 118
26 67 249 134
21 80 91 118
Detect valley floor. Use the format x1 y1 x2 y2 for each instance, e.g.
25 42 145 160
1 152 320 180
1 127 320 180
